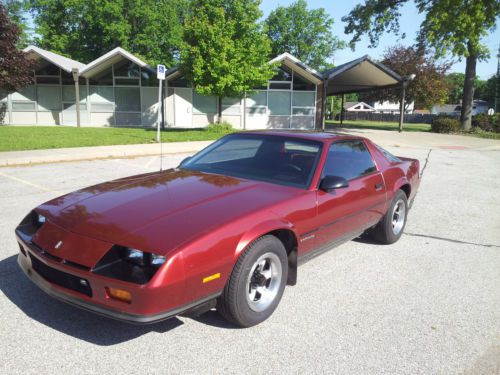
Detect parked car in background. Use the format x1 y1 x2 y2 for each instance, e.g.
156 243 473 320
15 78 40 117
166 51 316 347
16 131 420 327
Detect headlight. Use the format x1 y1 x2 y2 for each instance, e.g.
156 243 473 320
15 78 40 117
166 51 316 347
122 248 166 268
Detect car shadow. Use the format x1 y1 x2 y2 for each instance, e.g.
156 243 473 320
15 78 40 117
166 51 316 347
0 255 185 346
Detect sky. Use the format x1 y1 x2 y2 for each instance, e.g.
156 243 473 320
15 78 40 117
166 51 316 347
261 0 500 80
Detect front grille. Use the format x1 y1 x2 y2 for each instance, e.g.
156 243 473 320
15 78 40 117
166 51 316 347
29 254 92 297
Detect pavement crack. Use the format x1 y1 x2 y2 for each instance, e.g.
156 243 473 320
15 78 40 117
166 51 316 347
420 148 432 177
404 232 500 248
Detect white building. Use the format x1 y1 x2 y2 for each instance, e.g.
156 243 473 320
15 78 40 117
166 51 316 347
0 47 322 129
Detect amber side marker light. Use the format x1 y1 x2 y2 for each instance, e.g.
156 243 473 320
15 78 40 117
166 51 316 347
105 287 132 304
203 273 221 283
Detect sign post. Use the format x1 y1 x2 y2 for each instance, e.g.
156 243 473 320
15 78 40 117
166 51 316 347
156 64 166 143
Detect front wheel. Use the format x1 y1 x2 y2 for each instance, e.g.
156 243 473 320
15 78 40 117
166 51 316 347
371 190 408 244
217 235 288 327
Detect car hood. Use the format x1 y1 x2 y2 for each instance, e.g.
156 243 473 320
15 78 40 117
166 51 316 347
36 169 301 256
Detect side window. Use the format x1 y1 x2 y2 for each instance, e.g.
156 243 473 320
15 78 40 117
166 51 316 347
322 140 377 180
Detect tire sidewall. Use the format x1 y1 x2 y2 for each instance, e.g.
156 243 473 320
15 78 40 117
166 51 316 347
232 236 288 327
384 190 408 243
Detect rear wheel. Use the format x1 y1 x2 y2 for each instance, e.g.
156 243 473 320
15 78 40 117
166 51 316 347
217 235 288 327
371 190 408 244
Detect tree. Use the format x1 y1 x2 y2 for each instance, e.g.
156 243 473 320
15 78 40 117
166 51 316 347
181 0 275 121
342 0 500 130
264 0 344 70
445 73 465 104
359 46 450 110
3 0 31 47
0 3 34 93
0 2 35 123
27 0 187 66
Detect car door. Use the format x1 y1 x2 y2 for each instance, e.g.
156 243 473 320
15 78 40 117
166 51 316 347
314 140 387 249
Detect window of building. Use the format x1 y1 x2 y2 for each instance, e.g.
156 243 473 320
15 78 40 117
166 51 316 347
89 86 114 112
293 74 315 91
268 91 291 115
89 67 113 85
246 91 267 115
114 60 140 78
169 76 190 88
141 69 159 87
61 71 86 85
221 97 241 114
193 92 217 114
322 140 377 180
11 86 36 111
115 87 141 112
37 86 62 111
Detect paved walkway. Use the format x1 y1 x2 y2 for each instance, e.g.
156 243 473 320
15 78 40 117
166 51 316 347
0 129 498 167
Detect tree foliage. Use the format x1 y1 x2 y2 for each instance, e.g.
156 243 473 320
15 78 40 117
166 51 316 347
264 0 344 70
359 46 450 110
181 0 275 116
0 2 35 93
3 0 31 47
445 73 465 104
27 0 187 66
342 0 500 130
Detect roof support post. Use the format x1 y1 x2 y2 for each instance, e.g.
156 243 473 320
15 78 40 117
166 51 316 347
398 81 405 132
321 79 328 130
340 94 345 125
72 68 81 128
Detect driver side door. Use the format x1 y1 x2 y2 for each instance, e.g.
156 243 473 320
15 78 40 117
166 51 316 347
314 140 386 249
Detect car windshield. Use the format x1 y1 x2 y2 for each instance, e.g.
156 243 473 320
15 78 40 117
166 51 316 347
180 134 322 189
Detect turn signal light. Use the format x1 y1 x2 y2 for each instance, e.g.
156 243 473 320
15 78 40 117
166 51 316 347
105 287 132 304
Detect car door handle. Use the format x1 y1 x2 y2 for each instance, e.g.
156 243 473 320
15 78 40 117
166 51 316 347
375 183 383 191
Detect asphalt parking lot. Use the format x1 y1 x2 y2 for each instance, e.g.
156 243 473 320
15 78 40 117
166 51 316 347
0 142 499 374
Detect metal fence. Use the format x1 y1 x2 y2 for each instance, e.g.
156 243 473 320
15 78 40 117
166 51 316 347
337 111 437 124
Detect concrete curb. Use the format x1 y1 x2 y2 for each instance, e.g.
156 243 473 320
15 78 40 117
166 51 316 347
0 141 213 167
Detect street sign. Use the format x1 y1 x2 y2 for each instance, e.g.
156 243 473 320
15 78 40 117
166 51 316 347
157 64 166 80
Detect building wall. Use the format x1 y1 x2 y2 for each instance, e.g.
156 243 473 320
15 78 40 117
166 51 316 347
1 58 319 130
165 66 317 130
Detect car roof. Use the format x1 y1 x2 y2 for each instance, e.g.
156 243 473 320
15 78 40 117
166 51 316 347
235 129 365 143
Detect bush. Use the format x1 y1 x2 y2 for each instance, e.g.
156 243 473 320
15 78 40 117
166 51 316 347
206 122 234 133
472 113 499 133
431 116 461 133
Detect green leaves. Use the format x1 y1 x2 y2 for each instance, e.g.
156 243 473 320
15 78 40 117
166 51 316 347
180 0 274 99
27 0 187 65
265 0 344 70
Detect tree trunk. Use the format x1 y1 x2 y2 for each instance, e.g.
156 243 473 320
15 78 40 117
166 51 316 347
217 96 222 124
460 52 477 131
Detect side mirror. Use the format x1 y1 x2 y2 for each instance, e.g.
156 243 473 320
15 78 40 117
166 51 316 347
319 175 349 192
179 156 192 167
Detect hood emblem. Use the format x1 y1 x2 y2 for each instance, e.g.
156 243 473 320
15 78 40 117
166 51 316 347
54 241 63 249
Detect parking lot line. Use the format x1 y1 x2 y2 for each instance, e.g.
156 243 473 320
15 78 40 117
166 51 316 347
0 171 63 195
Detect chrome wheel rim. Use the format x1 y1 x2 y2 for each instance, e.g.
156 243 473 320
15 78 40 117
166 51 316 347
391 199 406 235
246 253 282 312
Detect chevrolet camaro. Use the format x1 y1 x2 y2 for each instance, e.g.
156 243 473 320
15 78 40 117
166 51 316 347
16 131 420 327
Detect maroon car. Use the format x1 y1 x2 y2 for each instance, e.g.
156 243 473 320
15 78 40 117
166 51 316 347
16 131 420 327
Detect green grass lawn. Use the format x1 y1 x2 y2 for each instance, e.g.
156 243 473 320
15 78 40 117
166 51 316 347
326 120 431 132
325 119 500 139
0 126 233 152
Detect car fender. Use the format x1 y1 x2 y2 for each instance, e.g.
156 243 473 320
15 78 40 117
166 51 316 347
233 216 298 261
392 176 410 197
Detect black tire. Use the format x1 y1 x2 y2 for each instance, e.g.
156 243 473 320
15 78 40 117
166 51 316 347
217 235 288 327
371 190 408 244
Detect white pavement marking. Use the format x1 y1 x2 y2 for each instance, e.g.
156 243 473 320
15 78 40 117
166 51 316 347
0 171 63 195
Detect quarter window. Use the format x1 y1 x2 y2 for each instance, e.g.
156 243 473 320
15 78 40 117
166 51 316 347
323 140 377 180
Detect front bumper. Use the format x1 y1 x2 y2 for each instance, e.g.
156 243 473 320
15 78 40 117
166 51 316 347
16 235 217 324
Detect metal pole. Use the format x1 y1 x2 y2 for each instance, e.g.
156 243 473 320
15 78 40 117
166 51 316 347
340 94 344 125
399 82 405 132
157 79 162 142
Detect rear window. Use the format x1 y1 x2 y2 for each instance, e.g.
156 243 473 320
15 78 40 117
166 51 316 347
375 144 402 163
